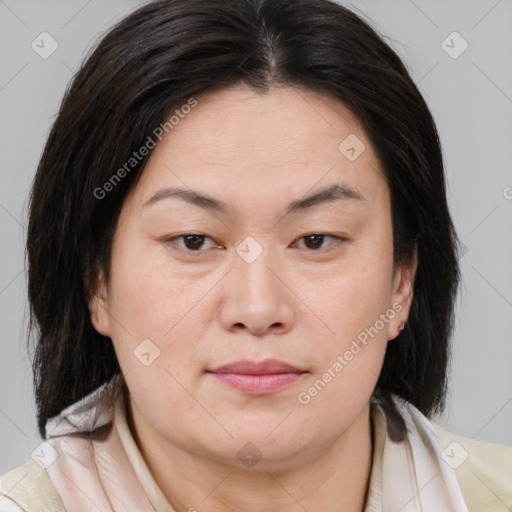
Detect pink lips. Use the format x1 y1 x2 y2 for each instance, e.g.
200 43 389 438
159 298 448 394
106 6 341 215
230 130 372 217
207 359 307 395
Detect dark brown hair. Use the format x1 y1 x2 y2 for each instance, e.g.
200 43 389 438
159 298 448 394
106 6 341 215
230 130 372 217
27 0 461 441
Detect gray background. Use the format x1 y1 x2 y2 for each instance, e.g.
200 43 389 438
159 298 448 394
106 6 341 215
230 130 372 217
1 0 511 475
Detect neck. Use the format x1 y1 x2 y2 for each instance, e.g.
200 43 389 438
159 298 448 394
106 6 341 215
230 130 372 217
127 400 374 512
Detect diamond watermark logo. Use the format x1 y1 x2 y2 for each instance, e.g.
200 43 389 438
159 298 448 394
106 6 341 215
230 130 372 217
133 338 161 366
31 441 59 469
237 442 262 468
338 134 366 161
31 32 59 59
458 241 469 260
441 441 469 469
441 32 468 59
236 236 263 264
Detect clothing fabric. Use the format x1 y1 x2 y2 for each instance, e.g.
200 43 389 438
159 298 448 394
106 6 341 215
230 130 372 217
1 375 511 511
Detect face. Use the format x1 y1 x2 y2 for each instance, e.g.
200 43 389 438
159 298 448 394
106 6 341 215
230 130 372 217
89 85 416 469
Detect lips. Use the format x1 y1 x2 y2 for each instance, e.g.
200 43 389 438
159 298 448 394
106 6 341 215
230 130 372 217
207 359 307 394
208 358 305 375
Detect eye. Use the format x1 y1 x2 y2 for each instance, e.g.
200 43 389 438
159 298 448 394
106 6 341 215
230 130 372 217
293 233 345 251
166 233 219 252
165 232 346 254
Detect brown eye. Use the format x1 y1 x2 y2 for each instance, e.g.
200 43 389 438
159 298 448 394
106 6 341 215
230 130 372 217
167 233 218 252
183 235 205 250
295 234 344 251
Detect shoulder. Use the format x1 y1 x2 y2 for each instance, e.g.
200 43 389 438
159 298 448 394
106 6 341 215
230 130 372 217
0 459 65 512
431 420 512 512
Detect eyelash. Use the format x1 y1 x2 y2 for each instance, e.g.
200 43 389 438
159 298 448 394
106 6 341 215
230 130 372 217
165 233 346 254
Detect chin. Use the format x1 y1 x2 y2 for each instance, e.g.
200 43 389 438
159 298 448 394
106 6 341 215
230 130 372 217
202 436 308 472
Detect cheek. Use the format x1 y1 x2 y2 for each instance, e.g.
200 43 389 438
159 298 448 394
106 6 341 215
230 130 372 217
294 243 393 396
295 330 386 435
303 252 393 337
107 238 185 334
106 246 210 384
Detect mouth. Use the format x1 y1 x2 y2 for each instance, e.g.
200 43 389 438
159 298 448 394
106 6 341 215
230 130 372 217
206 359 308 395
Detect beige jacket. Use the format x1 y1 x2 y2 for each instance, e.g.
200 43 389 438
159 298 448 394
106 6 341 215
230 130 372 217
1 379 511 511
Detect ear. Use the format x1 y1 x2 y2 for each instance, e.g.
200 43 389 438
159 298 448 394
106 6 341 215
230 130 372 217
387 245 418 341
87 270 112 337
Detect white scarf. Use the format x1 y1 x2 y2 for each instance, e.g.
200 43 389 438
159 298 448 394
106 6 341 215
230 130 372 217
379 397 469 511
40 376 469 512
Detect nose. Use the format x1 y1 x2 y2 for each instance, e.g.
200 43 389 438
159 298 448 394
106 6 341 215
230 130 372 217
218 241 295 337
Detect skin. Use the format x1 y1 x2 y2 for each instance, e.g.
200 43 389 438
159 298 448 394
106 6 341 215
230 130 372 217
89 84 417 512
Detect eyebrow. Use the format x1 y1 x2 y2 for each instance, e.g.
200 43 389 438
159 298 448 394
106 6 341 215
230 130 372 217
142 182 365 216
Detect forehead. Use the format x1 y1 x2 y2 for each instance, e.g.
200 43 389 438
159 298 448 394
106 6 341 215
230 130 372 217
131 85 388 212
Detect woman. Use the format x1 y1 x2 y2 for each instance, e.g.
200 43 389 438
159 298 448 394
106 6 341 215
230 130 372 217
0 0 510 510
